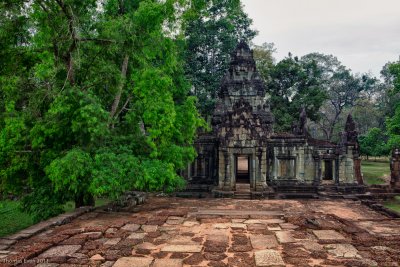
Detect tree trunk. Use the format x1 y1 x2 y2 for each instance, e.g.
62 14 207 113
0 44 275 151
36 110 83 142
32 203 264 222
75 193 95 208
67 55 75 85
110 54 129 122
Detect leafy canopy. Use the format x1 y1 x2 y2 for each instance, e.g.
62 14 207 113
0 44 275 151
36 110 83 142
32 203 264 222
0 0 205 221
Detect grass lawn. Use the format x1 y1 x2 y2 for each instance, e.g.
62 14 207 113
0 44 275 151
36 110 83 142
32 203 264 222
384 195 400 213
361 160 390 185
0 198 110 238
0 200 34 237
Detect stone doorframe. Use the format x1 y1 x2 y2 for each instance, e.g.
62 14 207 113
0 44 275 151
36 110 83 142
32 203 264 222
232 153 254 190
230 147 261 191
219 147 267 192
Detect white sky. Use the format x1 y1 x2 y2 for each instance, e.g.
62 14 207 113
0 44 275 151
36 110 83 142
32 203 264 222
241 0 400 77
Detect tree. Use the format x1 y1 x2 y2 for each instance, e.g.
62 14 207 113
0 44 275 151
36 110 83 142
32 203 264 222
252 42 276 85
301 53 381 141
386 61 400 149
0 0 205 221
359 128 389 160
266 54 327 132
183 0 256 118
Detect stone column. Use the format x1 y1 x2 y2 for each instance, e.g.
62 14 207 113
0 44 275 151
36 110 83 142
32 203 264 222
391 148 400 188
298 147 305 181
187 163 192 181
313 155 321 186
201 155 206 177
230 153 236 189
194 156 198 177
218 150 226 189
255 149 266 191
222 151 232 191
335 157 340 185
354 158 363 185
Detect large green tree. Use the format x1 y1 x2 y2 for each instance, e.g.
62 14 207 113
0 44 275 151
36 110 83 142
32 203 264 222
386 61 400 148
266 54 327 132
359 128 389 159
300 53 381 141
183 0 256 117
252 42 276 85
0 0 205 221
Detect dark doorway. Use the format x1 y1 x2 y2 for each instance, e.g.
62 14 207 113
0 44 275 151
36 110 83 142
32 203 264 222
323 160 333 180
236 156 250 183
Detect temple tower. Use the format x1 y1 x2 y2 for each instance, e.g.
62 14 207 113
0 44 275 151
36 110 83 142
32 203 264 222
212 41 274 194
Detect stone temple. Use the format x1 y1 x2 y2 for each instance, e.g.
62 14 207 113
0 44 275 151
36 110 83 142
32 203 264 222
182 41 364 198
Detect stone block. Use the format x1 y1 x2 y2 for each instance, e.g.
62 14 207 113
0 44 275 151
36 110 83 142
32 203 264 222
213 223 230 229
250 235 278 249
166 217 185 225
39 245 81 258
0 239 16 246
231 223 247 229
279 223 298 230
141 225 158 232
113 257 153 267
267 225 281 231
121 224 140 232
325 244 360 258
313 230 345 240
91 254 105 261
182 221 199 227
104 238 121 246
299 241 323 251
161 244 202 253
152 259 183 267
136 242 158 250
127 233 146 239
254 250 285 267
275 231 295 243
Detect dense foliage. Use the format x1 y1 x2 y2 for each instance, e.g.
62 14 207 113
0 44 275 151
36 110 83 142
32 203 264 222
254 47 387 141
386 61 400 149
183 0 256 117
359 128 389 159
0 0 205 221
266 54 327 132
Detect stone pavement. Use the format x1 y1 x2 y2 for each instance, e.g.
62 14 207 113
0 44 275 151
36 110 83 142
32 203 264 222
1 197 400 267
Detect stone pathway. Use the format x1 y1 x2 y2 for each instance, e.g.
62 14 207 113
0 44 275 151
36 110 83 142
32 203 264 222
0 197 400 266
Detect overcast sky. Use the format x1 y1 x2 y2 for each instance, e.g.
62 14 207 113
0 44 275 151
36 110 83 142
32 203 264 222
241 0 400 77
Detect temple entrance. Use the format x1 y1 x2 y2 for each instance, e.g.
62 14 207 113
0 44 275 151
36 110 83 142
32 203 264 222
236 156 250 184
323 160 333 180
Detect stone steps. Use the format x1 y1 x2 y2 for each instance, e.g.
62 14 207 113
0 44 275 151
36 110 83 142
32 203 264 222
191 209 284 218
234 183 251 199
276 193 319 199
234 193 252 199
235 183 251 192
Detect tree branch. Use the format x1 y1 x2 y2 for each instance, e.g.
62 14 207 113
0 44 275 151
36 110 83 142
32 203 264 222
54 0 78 85
110 54 129 125
114 95 132 120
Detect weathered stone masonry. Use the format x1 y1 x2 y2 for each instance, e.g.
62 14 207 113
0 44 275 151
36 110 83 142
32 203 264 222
183 41 364 197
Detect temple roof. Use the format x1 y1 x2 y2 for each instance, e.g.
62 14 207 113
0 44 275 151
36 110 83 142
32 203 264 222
218 41 266 98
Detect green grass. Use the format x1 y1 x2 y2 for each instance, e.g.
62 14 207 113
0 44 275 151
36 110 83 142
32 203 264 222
384 195 400 213
0 200 34 237
0 198 111 238
361 160 390 185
